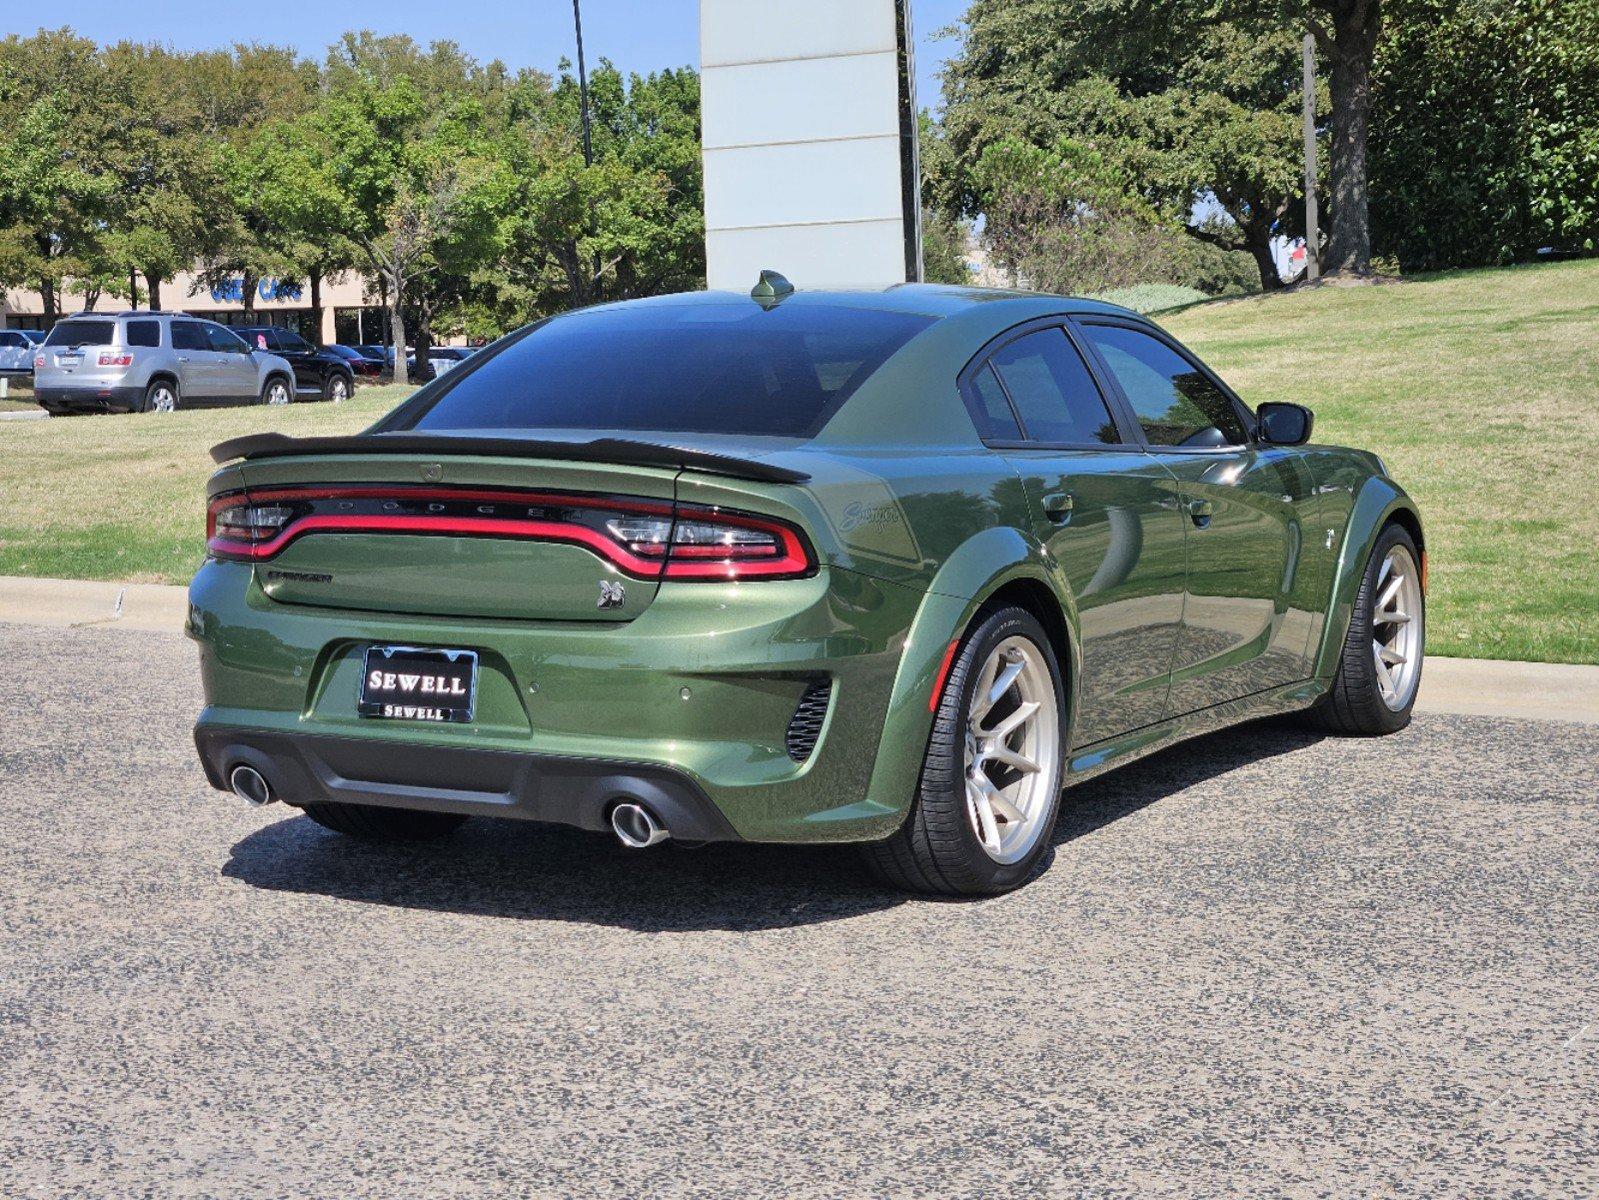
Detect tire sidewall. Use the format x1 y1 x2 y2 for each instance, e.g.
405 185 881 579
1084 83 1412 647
325 372 350 403
923 607 1067 893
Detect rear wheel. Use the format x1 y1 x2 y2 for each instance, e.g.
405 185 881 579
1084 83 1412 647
261 376 291 406
1309 522 1425 735
141 379 178 413
323 373 350 403
865 606 1066 896
301 802 468 842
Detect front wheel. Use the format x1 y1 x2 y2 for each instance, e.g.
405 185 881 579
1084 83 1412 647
865 606 1066 896
301 802 468 842
323 373 350 403
1309 522 1425 735
260 377 292 406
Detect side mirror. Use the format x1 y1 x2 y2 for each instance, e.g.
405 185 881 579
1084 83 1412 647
1256 401 1314 446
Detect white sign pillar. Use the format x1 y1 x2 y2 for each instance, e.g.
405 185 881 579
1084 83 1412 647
700 0 922 290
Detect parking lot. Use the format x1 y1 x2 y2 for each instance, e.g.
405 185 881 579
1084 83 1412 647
3 619 1595 1198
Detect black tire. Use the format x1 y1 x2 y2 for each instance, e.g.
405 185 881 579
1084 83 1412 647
259 375 292 407
864 605 1066 897
301 802 468 842
140 378 179 413
1308 522 1424 736
323 371 352 403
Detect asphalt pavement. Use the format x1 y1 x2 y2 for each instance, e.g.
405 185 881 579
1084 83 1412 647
2 621 1595 1198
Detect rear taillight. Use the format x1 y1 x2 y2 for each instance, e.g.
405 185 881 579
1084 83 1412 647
33 354 45 369
97 352 133 367
205 486 815 581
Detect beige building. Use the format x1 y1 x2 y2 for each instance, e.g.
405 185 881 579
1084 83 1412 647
1 269 389 345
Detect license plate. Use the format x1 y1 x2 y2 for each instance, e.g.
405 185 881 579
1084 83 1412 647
359 645 478 723
58 353 81 367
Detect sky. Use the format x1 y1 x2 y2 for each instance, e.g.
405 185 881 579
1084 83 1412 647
2 0 971 110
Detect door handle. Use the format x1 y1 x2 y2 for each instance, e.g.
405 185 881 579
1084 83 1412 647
1042 493 1074 523
1188 498 1214 527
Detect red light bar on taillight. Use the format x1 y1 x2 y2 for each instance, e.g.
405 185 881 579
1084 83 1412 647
205 486 815 581
97 352 133 367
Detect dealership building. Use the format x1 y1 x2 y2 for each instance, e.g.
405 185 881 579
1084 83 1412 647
0 269 390 345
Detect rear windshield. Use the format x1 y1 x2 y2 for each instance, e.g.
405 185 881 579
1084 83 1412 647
43 320 116 348
390 301 935 439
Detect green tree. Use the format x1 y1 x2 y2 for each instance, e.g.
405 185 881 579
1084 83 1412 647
937 1 1306 292
310 36 513 382
0 30 118 322
1370 0 1599 268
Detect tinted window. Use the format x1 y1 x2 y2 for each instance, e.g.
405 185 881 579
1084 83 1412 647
276 329 312 352
967 364 1022 440
393 302 934 439
43 320 116 347
125 321 161 348
205 324 248 353
989 328 1119 445
0 333 19 347
171 322 207 352
1082 324 1247 447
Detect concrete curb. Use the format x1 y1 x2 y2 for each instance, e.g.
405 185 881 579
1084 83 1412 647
2 574 1595 724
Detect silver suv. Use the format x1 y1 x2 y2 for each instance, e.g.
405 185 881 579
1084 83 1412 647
33 312 295 415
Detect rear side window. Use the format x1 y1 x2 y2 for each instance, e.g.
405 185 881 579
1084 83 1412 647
988 328 1120 445
171 322 207 352
1081 324 1248 447
390 302 935 439
205 324 248 353
967 364 1023 440
125 321 161 348
43 320 116 348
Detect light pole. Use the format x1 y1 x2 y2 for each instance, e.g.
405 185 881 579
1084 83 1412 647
572 0 593 169
1302 33 1321 282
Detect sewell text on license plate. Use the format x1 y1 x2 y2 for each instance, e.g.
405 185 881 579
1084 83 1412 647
358 645 478 723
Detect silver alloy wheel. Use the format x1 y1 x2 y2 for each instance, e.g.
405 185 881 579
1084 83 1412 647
148 383 176 413
329 376 348 403
266 380 290 406
964 635 1061 864
1373 544 1424 711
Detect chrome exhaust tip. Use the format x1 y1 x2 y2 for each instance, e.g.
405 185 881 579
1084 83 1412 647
228 764 274 807
610 801 669 849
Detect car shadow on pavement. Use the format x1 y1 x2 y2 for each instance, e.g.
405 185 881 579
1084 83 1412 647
221 717 1324 930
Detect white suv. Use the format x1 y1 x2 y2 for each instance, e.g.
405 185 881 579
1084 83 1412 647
33 312 295 415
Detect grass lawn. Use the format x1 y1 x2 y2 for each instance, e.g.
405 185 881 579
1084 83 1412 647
1161 259 1599 664
0 385 412 583
1 259 1595 664
1 377 37 412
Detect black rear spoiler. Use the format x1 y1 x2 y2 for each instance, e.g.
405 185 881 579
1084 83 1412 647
208 432 810 485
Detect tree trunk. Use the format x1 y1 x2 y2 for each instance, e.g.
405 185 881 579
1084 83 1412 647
1246 225 1284 291
144 272 163 311
242 269 256 315
39 277 58 325
1324 3 1381 276
389 285 409 387
414 318 433 383
309 269 324 346
129 270 139 309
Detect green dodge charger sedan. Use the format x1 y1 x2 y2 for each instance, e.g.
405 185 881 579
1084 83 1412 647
189 278 1425 896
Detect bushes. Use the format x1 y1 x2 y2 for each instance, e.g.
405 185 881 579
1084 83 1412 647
1371 0 1599 270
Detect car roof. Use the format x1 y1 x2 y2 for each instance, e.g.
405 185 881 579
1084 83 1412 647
581 282 1143 323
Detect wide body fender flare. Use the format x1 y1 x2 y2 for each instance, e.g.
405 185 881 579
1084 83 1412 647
1314 475 1425 680
860 526 1079 821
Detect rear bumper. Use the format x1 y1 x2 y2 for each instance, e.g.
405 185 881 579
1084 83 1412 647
195 725 741 842
188 558 927 843
35 384 143 412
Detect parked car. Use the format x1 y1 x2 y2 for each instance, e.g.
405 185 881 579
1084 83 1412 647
328 344 385 378
355 344 393 365
0 328 41 376
34 312 295 414
402 346 476 382
190 280 1425 896
235 326 356 402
